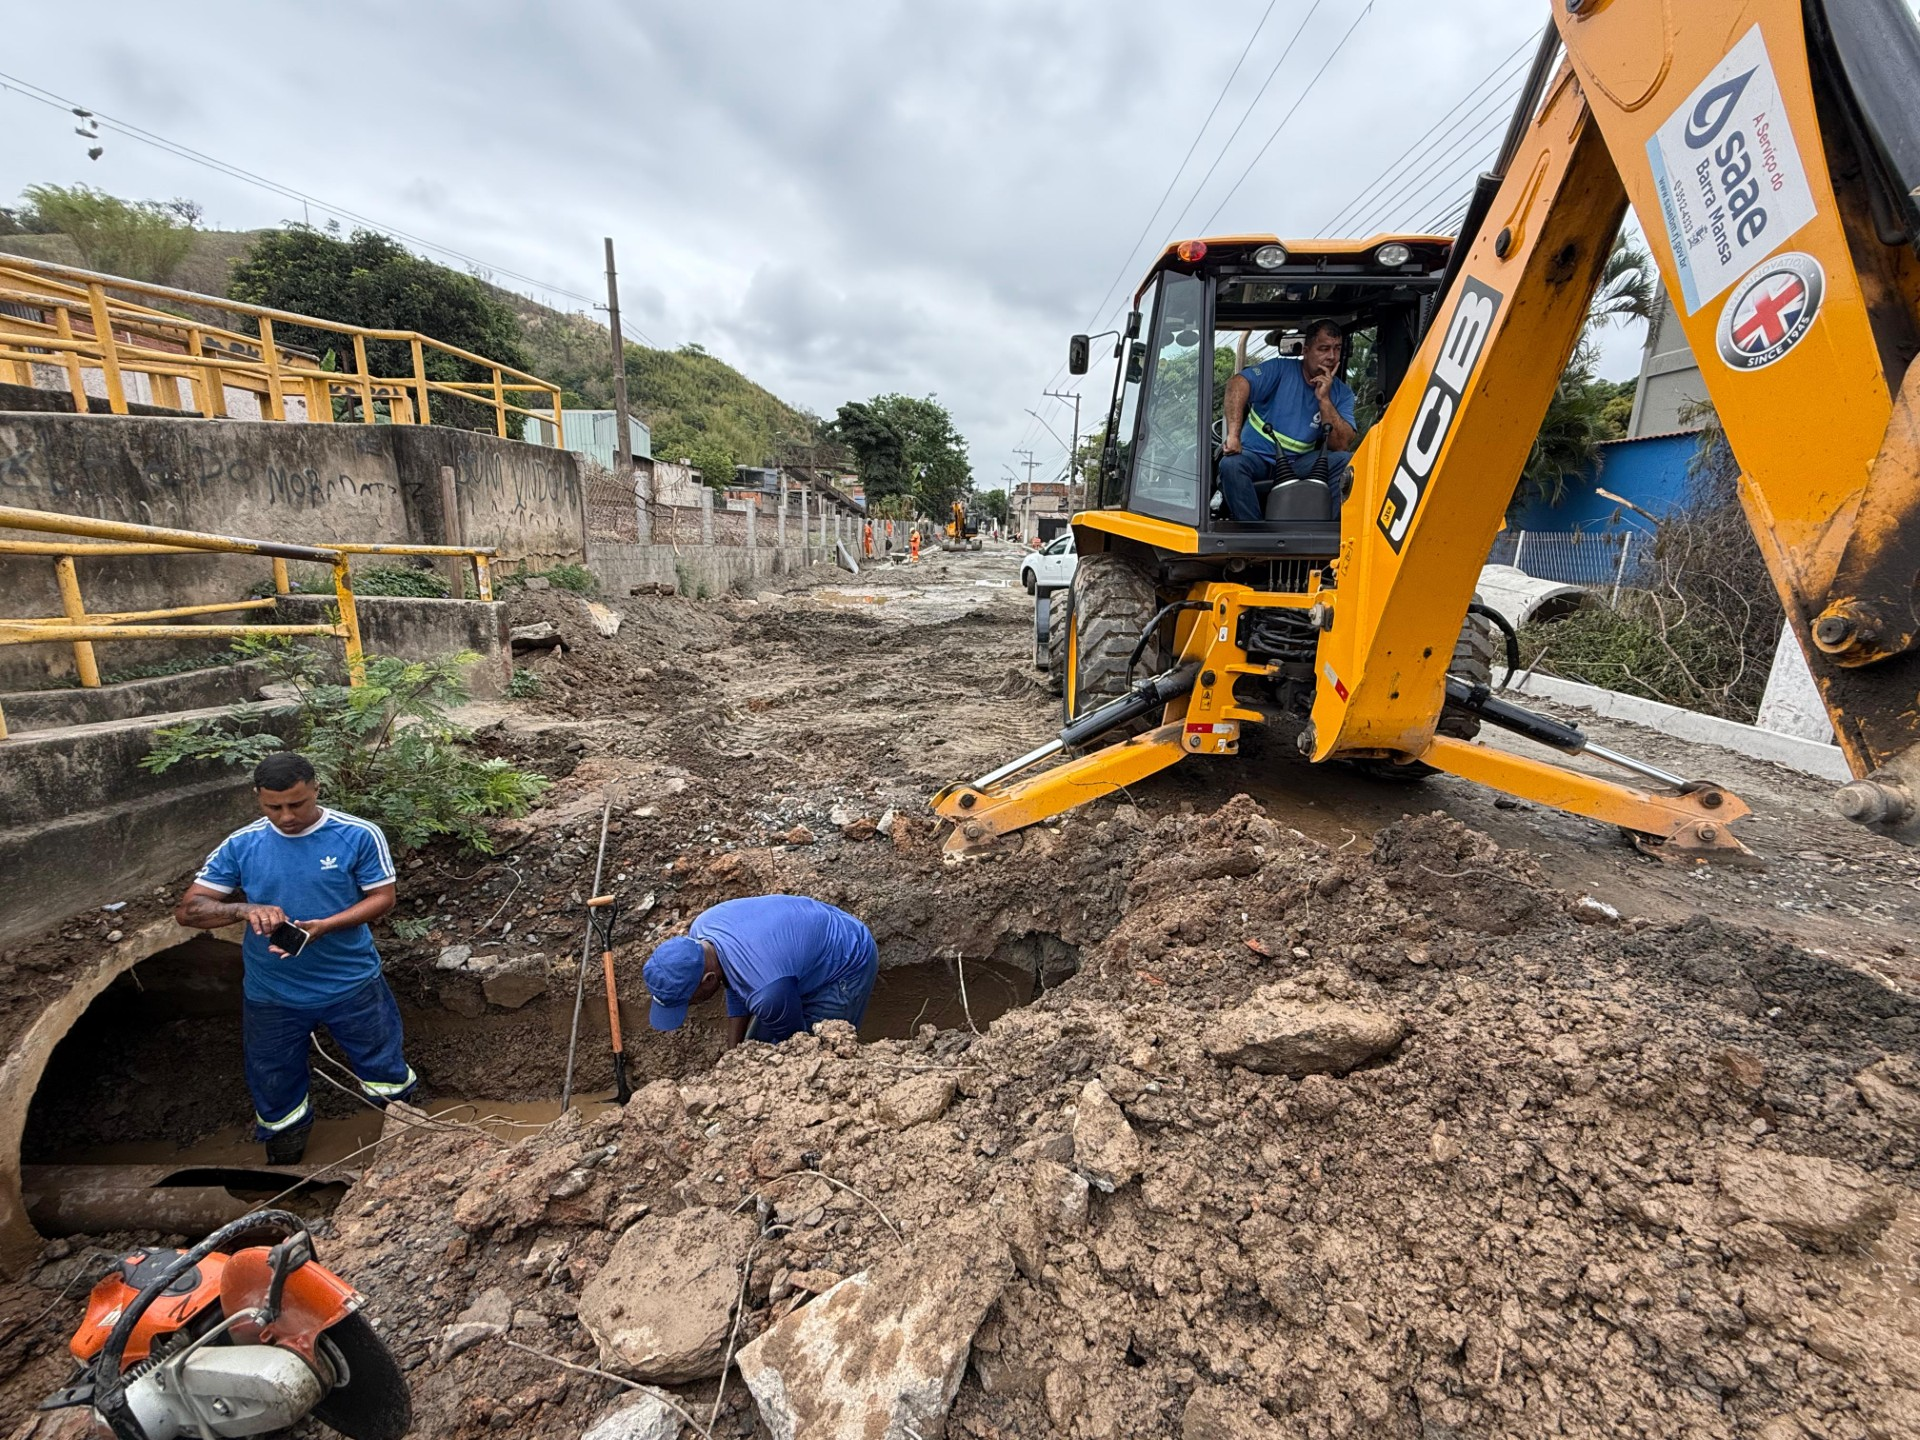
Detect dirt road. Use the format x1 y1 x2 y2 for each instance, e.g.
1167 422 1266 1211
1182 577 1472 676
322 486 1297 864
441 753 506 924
4 545 1918 1437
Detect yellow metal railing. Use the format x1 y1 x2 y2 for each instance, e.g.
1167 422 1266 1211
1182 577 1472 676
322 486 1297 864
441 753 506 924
0 255 564 444
0 505 498 740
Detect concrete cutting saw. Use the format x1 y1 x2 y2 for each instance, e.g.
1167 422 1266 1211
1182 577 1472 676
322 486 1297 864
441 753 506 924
38 1209 410 1440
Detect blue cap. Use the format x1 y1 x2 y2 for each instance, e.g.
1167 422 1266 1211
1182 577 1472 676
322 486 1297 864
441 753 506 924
644 935 706 1031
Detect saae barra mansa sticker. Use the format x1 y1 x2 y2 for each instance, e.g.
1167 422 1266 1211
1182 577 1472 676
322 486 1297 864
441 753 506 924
1645 24 1819 314
1716 252 1824 371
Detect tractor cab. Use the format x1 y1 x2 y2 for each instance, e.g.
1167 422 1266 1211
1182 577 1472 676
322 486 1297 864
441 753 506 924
1070 234 1453 561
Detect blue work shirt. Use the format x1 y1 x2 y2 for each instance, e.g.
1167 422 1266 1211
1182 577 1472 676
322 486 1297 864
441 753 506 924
692 896 876 1045
195 809 396 1008
1240 356 1356 474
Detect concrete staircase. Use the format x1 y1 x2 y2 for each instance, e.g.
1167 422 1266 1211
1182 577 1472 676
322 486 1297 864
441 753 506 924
0 662 295 948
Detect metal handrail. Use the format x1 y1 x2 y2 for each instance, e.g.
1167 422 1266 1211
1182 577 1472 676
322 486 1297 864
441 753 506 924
0 507 494 740
0 255 564 444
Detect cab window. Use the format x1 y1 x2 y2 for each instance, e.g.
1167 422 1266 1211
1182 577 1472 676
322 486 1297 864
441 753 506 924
1126 270 1205 527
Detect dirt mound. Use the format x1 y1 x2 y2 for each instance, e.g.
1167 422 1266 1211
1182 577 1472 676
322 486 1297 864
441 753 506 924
271 802 1920 1438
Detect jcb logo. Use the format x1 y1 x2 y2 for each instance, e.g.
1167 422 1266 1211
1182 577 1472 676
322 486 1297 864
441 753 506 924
1377 278 1503 552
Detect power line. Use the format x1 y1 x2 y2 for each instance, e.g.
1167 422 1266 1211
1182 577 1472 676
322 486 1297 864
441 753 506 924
1347 89 1521 235
1071 0 1282 340
1316 34 1534 236
0 69 654 341
1341 75 1526 235
1011 0 1301 459
1198 2 1376 234
1012 0 1335 457
1156 0 1331 247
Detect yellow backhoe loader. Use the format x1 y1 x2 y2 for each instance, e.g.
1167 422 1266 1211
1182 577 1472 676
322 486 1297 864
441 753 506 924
936 0 1920 857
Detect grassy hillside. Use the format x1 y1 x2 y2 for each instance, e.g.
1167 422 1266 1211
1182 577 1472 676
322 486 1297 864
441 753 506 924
507 298 822 470
0 227 265 300
2 220 821 473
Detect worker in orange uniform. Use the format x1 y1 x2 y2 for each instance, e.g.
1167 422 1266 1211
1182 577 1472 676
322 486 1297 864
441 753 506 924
909 528 921 562
863 520 873 558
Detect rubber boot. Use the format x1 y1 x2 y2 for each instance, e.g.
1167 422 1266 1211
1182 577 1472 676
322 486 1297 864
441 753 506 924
265 1126 310 1166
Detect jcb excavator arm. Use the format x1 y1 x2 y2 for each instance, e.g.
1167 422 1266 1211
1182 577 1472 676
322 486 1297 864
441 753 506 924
1313 0 1920 844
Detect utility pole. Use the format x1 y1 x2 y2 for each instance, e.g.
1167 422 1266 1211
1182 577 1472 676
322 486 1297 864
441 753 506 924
1043 388 1081 512
1014 448 1040 544
604 238 646 539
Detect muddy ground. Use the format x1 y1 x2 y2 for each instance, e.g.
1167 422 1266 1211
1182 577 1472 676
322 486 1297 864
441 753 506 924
3 545 1919 1437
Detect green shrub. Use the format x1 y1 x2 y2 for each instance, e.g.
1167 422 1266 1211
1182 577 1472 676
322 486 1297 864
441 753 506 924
507 667 542 699
141 639 548 853
351 565 450 599
498 562 596 595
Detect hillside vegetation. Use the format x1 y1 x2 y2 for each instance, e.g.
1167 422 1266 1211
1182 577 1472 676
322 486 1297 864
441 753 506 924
511 300 823 478
3 193 823 482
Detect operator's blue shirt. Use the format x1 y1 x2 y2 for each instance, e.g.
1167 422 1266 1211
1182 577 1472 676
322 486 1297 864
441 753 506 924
692 896 877 1045
195 809 396 1008
1240 356 1356 473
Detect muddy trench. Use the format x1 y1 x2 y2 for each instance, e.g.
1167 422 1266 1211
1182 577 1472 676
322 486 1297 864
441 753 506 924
18 899 1082 1236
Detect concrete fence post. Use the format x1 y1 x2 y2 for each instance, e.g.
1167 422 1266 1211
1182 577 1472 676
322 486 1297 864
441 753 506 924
436 465 465 597
799 489 810 565
777 479 788 553
747 498 758 553
700 487 714 547
818 500 828 553
633 464 651 546
1610 533 1632 607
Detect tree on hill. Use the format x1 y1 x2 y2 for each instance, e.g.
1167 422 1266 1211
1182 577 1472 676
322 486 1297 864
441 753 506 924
978 488 1011 525
831 393 971 516
230 227 529 434
17 184 196 283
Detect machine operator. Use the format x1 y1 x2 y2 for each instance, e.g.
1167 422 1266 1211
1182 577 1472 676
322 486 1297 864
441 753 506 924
1219 319 1357 523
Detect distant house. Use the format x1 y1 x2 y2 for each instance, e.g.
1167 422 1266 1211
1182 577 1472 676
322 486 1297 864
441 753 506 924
522 409 651 470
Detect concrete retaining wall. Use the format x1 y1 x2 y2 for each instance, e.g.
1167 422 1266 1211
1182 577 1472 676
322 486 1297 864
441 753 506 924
0 412 583 688
586 540 835 596
0 702 300 949
277 594 511 698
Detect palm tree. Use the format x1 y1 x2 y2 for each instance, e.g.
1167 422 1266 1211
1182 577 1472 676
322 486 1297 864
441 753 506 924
1587 233 1656 331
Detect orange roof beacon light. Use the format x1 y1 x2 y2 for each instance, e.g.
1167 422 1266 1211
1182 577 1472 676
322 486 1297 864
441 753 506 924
1174 239 1208 263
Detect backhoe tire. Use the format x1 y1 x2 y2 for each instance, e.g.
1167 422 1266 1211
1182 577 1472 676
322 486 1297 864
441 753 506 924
1438 601 1498 741
1063 552 1164 725
1043 588 1068 695
1345 600 1497 783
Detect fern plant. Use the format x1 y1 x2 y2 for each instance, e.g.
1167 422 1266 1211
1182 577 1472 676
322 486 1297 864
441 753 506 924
142 638 548 852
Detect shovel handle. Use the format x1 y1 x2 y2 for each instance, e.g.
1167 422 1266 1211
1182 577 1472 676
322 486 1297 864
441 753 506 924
601 948 624 1054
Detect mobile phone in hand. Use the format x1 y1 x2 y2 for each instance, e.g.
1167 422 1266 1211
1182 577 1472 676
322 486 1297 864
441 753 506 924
268 921 311 957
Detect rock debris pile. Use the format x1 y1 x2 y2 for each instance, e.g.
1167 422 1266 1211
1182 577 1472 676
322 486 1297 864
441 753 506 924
311 803 1917 1438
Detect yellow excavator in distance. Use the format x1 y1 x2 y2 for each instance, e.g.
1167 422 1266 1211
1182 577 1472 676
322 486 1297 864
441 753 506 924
936 0 1920 858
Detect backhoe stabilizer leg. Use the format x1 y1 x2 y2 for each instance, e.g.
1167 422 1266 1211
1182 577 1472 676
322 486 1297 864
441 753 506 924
1418 735 1752 858
933 721 1191 855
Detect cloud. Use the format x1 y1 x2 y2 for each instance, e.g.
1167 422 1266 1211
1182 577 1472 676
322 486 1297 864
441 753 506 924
2 0 1568 478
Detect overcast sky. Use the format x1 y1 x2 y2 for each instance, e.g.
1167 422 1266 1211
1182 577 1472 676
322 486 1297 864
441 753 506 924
1 1 1792 486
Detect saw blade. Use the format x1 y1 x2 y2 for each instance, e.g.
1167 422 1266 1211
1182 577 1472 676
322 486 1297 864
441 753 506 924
311 1311 412 1440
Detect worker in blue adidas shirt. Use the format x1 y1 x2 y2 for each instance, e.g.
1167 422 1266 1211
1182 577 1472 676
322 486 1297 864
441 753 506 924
1218 318 1358 522
643 895 880 1046
174 750 417 1164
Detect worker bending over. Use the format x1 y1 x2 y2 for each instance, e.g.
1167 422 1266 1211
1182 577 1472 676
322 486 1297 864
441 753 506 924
643 895 879 1046
174 751 417 1165
1219 319 1357 522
